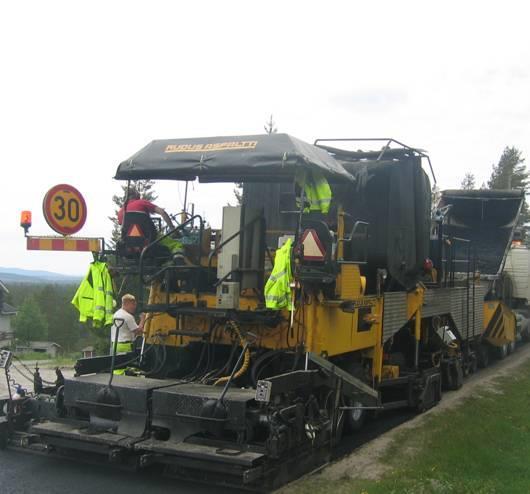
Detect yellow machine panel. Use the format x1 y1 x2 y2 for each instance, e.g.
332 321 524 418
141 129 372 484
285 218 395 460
483 300 516 347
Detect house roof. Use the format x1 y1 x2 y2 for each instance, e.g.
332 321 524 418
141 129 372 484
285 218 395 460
0 280 8 294
26 341 62 348
1 302 17 315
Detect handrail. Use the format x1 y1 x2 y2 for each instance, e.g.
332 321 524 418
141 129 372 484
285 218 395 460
207 214 263 284
338 220 370 263
138 214 203 304
314 137 436 185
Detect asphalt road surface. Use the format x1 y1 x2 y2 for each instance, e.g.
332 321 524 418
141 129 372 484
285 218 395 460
0 364 234 494
0 448 233 494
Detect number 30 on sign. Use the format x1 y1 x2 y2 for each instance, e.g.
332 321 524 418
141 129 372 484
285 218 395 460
43 184 87 235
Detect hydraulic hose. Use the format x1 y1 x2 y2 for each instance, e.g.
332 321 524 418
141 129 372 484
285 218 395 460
214 321 250 386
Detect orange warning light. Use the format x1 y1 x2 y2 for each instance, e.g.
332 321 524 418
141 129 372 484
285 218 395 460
20 210 32 235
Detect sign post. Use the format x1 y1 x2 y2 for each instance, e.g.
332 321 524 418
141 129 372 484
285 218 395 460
21 184 103 253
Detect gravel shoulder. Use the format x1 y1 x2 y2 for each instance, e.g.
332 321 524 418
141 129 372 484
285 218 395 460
0 360 74 397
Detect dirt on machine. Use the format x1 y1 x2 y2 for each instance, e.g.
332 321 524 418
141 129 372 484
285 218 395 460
0 134 526 490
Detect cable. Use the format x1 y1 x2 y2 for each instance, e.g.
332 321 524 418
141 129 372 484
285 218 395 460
13 356 56 385
143 334 168 377
214 321 250 386
5 367 31 397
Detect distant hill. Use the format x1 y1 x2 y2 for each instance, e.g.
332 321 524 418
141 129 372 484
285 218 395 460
0 267 82 284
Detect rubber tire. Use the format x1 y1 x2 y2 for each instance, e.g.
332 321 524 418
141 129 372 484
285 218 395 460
464 354 478 376
334 406 346 442
343 397 366 434
508 341 516 354
497 344 508 360
0 418 7 450
468 355 478 374
477 344 490 368
446 359 464 390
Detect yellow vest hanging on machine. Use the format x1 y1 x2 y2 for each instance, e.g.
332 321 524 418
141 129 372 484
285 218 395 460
264 238 293 310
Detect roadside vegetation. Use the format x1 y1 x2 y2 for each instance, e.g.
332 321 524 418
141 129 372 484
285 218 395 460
14 351 77 367
291 359 530 494
6 283 109 355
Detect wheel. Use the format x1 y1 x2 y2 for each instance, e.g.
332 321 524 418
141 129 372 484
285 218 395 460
464 354 477 375
477 344 490 368
0 418 8 450
417 372 442 412
508 341 516 354
497 344 508 360
468 355 478 374
343 397 366 433
333 406 346 442
520 319 530 342
445 358 464 390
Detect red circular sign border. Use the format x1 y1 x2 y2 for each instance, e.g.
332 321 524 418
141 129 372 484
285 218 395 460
43 184 87 236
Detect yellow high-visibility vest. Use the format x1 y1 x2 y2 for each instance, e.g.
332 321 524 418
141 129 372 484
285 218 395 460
72 261 114 327
265 239 293 310
296 169 332 214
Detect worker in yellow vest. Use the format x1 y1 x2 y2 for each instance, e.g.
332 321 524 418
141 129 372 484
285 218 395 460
110 294 145 355
295 169 332 214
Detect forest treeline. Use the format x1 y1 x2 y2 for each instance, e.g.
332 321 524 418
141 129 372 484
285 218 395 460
5 283 106 353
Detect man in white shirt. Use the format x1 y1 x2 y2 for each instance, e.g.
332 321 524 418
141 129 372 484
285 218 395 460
110 294 145 354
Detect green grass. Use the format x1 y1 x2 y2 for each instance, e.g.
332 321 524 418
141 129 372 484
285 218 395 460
291 361 530 494
15 352 76 366
14 351 54 361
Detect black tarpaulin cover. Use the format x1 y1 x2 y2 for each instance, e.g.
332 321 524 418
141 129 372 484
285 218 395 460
440 189 524 275
115 133 355 183
337 156 431 291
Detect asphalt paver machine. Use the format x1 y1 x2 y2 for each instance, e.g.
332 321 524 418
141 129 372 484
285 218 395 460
0 134 522 489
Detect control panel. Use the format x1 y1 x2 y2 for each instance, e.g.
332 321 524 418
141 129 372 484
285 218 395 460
255 379 272 403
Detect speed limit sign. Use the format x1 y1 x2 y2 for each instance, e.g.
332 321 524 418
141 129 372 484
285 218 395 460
43 184 87 235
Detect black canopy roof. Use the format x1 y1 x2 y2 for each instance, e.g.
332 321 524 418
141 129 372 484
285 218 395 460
115 133 354 183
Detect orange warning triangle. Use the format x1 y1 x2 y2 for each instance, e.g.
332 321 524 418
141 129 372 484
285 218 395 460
127 224 144 237
301 229 326 261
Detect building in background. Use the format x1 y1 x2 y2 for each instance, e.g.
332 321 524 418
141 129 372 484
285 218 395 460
81 345 95 359
15 341 62 358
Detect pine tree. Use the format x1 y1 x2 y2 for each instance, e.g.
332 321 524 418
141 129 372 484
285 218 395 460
13 295 48 344
431 184 441 214
488 147 529 225
35 284 79 352
233 115 278 205
460 172 476 190
488 147 527 189
264 114 277 135
109 180 158 247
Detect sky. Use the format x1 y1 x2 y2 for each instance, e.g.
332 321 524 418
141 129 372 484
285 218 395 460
1 0 529 275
